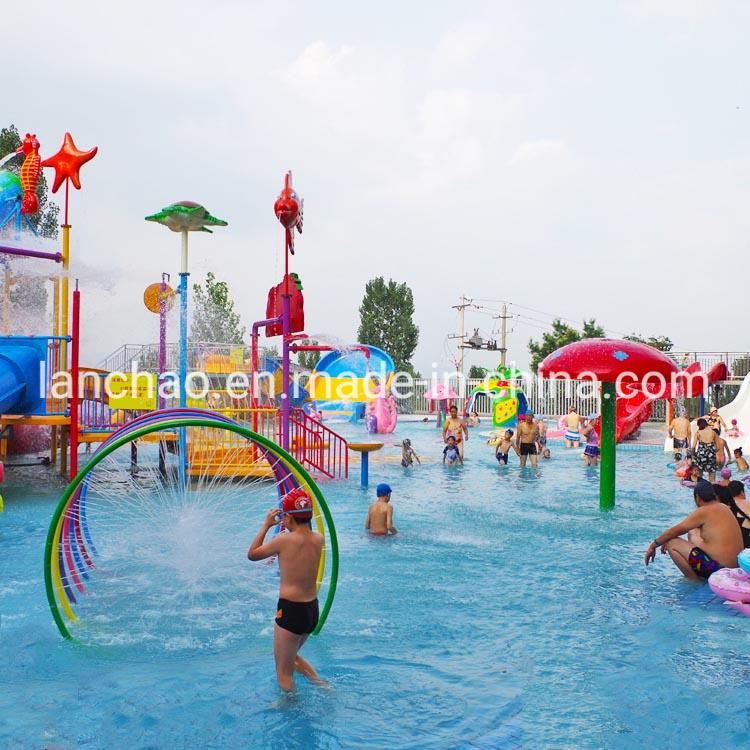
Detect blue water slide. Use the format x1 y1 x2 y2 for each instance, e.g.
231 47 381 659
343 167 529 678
314 345 395 380
0 340 48 415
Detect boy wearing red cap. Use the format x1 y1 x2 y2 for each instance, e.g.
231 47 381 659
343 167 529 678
248 487 325 692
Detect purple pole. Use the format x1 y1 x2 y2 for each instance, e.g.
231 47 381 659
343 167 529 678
0 243 63 263
158 273 168 409
281 292 291 451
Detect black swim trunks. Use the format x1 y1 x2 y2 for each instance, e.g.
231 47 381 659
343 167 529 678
519 442 537 456
673 437 689 450
496 452 508 465
275 598 319 635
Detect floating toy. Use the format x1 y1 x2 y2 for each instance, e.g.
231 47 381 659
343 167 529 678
708 567 750 603
738 549 750 576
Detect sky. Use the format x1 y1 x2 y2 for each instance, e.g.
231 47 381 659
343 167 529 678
4 0 749 374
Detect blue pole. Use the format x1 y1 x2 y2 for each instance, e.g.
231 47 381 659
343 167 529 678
361 451 369 488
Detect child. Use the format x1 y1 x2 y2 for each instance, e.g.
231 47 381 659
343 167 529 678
400 438 420 467
535 416 548 453
443 436 463 465
680 465 703 488
365 483 397 536
731 447 749 473
726 419 741 438
582 414 600 467
494 429 518 465
541 447 551 460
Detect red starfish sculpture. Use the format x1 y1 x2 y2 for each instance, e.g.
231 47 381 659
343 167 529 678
41 132 98 193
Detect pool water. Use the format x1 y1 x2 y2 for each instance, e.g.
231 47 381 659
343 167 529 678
2 423 750 749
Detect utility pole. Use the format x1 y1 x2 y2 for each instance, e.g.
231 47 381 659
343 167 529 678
495 303 512 368
449 295 472 400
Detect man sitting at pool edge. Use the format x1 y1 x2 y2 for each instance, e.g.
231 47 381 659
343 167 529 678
248 488 325 692
644 480 743 580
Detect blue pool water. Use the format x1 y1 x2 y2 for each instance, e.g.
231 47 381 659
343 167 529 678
2 422 750 749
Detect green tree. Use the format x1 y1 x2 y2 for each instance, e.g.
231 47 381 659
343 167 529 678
1 125 61 323
468 365 488 379
190 272 246 344
528 318 606 372
624 333 673 352
296 341 321 371
358 277 419 373
0 124 60 239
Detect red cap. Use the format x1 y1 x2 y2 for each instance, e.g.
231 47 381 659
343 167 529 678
281 487 313 520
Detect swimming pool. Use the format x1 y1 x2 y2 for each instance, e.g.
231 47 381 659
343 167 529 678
2 422 749 749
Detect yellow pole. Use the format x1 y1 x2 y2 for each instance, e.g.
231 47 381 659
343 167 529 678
61 224 70 369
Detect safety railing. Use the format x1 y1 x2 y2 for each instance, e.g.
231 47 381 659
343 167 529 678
289 409 348 479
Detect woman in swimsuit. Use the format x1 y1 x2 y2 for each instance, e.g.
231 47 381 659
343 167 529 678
727 480 750 548
691 418 719 482
705 407 727 435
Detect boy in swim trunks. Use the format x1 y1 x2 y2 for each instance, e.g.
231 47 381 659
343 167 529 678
443 436 463 465
644 480 743 580
365 483 398 536
494 429 518 465
535 416 547 453
515 412 539 468
564 406 581 448
248 488 325 692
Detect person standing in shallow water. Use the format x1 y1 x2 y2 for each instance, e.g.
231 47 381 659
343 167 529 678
515 413 539 468
248 488 325 693
443 404 468 458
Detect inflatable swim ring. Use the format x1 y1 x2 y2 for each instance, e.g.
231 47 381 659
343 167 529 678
738 549 750 576
708 567 750 603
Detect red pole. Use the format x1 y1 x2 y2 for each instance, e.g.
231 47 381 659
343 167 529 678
69 282 80 479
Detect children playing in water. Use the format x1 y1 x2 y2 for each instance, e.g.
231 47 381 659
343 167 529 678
644 480 743 580
535 416 547 454
400 439 420 468
730 447 749 474
494 429 518 465
365 483 398 536
443 405 468 458
443 435 463 465
564 406 581 448
581 414 600 467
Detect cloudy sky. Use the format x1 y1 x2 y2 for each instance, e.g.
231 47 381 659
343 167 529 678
5 0 749 373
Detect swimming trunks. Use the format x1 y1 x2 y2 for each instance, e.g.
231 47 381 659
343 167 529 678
275 598 319 635
694 441 718 473
584 445 600 458
673 437 689 450
687 547 723 580
519 442 537 456
401 458 411 468
496 452 508 465
565 430 580 442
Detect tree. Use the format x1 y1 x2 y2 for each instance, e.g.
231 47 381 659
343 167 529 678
296 341 321 371
624 333 673 352
528 318 606 372
0 124 60 239
1 125 61 324
358 277 419 373
468 365 488 379
190 272 246 344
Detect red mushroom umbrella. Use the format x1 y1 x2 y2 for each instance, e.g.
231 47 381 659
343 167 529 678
539 339 678 509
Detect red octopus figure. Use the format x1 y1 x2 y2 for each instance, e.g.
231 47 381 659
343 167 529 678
15 133 41 215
